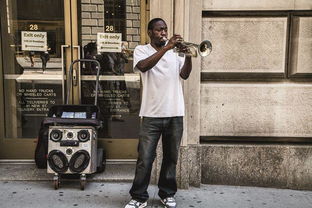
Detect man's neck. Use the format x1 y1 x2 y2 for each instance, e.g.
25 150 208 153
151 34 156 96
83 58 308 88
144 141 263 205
150 42 164 51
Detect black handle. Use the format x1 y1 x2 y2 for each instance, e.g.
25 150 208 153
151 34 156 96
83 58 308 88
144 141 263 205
67 59 101 106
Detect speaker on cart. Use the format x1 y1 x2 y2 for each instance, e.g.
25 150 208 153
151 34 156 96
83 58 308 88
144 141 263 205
47 126 97 174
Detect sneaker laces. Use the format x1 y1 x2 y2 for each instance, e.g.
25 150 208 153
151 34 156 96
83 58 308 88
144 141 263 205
166 197 175 202
163 197 176 206
129 200 140 205
128 199 145 207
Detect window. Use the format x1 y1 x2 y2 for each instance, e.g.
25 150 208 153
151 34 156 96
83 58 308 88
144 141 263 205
104 0 126 40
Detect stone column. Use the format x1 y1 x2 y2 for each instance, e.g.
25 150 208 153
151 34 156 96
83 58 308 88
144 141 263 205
149 0 202 189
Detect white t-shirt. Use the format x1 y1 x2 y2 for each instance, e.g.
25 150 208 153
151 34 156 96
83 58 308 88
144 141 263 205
133 44 185 117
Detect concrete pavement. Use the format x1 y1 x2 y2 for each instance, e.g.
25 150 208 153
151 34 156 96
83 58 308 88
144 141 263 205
0 180 312 208
0 162 311 208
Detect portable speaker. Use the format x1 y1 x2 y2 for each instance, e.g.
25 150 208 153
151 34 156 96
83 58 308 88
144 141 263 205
47 126 97 174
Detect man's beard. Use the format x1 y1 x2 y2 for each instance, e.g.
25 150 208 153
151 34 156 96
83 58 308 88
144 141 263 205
156 41 166 47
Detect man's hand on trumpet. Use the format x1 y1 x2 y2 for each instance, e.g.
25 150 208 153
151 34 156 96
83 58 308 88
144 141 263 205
164 34 190 55
163 34 181 48
176 43 190 54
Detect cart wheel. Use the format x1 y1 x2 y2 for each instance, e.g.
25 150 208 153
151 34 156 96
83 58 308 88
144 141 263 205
53 175 60 190
80 174 86 190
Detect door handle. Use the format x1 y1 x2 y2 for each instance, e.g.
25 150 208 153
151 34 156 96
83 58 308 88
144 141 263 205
61 44 70 103
73 45 81 87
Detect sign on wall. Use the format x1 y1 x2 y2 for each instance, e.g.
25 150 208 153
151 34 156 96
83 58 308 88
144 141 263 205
97 32 122 53
21 31 47 51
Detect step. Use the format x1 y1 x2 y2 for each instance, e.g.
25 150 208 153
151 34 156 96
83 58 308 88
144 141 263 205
0 160 135 182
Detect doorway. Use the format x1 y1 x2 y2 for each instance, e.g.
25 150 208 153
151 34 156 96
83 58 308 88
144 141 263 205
0 0 148 159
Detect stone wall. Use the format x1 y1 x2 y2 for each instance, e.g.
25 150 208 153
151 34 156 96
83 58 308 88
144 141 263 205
199 0 312 190
126 0 141 49
202 17 288 73
200 12 312 138
80 0 140 49
289 17 312 75
149 0 312 190
202 0 312 10
200 82 312 137
201 144 312 190
151 143 201 189
80 0 104 47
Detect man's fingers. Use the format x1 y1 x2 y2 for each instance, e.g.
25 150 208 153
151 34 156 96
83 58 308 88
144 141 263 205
172 34 182 40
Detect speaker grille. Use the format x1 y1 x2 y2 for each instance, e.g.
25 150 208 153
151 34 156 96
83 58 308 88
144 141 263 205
77 130 90 142
50 130 63 142
48 150 68 173
69 150 90 173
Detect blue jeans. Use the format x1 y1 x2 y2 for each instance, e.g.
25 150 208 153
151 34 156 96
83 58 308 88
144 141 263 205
129 116 183 202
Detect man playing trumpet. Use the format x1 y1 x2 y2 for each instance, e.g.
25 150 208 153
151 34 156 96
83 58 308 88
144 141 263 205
125 18 192 208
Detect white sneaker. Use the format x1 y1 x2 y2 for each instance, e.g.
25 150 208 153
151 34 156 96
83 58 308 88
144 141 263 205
160 197 176 208
124 199 147 208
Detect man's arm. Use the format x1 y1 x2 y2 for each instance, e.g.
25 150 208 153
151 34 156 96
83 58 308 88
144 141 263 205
180 56 192 80
135 46 170 72
135 34 181 72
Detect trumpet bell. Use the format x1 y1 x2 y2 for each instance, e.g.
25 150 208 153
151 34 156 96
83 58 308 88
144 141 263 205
198 40 212 57
174 40 212 57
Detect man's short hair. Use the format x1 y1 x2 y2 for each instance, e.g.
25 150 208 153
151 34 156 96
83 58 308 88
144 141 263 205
148 18 166 30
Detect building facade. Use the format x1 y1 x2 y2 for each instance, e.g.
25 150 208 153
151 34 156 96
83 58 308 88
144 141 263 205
1 0 312 190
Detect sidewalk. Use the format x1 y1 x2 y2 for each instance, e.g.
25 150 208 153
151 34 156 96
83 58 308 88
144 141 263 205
0 163 311 208
0 181 312 208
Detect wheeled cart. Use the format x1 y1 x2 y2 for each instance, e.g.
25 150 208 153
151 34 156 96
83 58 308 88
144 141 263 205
52 169 87 190
35 59 105 190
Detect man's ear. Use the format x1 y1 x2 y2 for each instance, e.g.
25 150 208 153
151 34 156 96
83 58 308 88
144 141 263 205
147 30 152 38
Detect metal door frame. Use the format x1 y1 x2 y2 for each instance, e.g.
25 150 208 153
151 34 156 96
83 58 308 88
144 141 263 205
0 0 76 159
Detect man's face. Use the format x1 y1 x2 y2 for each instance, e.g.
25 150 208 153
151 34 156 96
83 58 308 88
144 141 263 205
148 20 168 47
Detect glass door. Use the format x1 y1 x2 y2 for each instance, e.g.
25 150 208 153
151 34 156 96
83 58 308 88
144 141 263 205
0 0 148 159
76 0 147 159
0 0 75 159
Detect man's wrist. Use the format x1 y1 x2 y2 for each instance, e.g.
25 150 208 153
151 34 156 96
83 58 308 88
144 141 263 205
163 45 172 52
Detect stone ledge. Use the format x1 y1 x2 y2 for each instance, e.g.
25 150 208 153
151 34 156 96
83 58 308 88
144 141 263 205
201 144 312 190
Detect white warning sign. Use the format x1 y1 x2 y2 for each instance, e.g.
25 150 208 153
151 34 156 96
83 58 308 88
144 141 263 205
97 33 122 53
21 31 47 51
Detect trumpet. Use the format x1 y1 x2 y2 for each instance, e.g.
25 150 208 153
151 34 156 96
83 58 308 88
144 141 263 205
163 37 212 57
